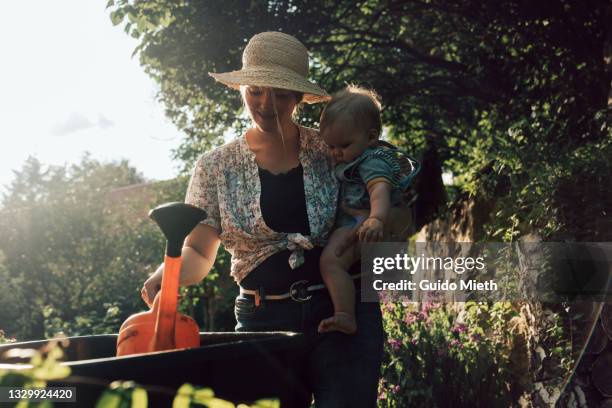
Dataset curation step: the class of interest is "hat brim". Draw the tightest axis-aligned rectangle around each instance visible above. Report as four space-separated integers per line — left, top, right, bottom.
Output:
209 65 330 104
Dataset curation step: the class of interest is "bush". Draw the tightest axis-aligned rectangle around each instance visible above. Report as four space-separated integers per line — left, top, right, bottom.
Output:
378 299 571 407
0 329 16 344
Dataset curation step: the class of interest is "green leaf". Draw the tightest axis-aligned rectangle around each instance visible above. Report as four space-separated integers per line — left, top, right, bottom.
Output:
96 390 122 408
131 387 148 408
192 387 215 399
172 384 194 408
250 399 281 408
200 397 235 408
110 10 125 26
32 364 70 380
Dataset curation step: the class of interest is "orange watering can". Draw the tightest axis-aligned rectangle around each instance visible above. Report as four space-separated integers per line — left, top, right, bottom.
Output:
116 202 207 357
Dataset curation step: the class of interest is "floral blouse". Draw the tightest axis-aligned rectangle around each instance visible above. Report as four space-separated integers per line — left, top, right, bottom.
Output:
185 126 339 283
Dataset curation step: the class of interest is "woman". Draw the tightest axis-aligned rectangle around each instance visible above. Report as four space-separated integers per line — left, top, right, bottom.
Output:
141 31 384 408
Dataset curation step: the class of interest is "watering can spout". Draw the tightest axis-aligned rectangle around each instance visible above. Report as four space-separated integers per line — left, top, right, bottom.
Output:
116 202 206 357
149 202 208 258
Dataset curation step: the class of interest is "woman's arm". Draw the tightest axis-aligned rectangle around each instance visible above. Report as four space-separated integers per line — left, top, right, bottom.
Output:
141 223 221 306
181 223 222 284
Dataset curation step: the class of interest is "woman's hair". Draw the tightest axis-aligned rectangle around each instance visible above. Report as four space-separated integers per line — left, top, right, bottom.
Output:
319 85 382 136
291 91 304 118
239 85 304 117
292 91 305 105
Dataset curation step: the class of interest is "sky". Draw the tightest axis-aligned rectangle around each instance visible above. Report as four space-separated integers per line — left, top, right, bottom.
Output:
0 1 182 194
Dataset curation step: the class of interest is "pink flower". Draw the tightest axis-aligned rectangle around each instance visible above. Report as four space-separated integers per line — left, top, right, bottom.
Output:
422 300 442 313
378 391 387 401
392 385 401 394
451 324 467 335
385 302 396 313
449 339 464 349
404 313 417 325
387 338 402 351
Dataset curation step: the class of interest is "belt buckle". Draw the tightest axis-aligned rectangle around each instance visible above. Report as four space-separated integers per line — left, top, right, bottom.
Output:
289 280 312 302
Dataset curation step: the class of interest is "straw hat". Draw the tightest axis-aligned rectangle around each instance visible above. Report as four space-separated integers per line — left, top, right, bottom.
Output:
209 32 329 104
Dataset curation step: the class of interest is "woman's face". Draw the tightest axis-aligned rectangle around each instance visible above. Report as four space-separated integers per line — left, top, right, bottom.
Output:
242 86 298 133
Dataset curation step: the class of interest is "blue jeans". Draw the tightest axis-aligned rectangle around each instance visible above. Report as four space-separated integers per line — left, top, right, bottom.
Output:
235 289 384 408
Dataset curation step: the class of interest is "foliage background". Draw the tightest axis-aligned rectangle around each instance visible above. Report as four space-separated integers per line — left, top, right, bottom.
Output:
0 157 236 340
0 0 609 405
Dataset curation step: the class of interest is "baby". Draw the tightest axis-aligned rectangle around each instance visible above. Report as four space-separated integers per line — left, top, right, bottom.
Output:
318 85 404 334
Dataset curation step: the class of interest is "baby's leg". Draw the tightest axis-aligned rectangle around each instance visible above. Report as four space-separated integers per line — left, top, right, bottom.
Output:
319 226 359 334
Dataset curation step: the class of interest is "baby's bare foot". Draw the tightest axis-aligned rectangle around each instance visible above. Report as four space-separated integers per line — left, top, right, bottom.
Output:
318 312 357 334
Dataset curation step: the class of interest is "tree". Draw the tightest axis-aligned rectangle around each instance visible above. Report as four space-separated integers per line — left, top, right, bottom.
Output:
0 156 237 340
0 251 22 339
108 0 610 240
0 156 161 339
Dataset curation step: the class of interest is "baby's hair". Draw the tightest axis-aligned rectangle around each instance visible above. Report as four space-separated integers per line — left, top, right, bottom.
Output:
320 84 382 137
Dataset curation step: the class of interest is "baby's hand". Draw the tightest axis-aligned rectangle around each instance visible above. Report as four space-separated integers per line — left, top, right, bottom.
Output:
358 217 384 242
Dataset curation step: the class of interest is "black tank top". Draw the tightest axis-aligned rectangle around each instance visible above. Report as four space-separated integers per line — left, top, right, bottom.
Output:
239 165 324 292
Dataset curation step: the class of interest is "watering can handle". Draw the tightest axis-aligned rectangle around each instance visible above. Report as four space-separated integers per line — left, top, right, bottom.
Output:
151 255 182 350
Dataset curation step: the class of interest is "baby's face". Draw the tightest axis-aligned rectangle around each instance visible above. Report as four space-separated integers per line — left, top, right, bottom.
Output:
321 118 376 163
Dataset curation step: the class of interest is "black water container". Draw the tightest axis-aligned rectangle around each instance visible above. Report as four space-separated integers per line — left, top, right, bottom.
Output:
0 332 309 407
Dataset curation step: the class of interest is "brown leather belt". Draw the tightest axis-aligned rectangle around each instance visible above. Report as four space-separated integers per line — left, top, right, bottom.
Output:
239 273 362 305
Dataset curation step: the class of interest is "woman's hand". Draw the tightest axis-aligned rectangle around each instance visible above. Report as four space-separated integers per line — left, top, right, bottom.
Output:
140 224 221 307
141 263 164 308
